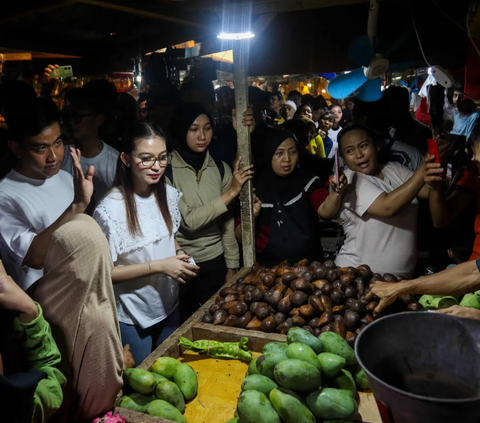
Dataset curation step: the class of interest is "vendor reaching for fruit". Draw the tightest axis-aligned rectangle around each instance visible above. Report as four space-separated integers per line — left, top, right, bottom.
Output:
236 127 347 267
335 124 444 278
367 257 480 319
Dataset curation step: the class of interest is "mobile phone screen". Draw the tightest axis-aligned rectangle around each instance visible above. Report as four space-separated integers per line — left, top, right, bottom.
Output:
427 139 440 164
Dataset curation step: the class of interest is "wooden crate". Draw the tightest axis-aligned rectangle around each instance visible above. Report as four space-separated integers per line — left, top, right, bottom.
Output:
115 268 382 423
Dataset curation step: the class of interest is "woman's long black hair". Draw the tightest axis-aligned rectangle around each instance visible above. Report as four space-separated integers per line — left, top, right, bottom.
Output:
113 122 173 236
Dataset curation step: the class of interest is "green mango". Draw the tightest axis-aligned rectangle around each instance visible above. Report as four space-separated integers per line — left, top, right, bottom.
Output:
287 327 323 354
257 352 288 379
155 380 186 413
146 399 187 423
152 373 168 384
329 370 356 398
319 332 357 366
237 390 280 423
124 368 157 395
241 375 279 397
151 357 181 381
262 342 288 355
247 357 260 376
274 359 322 392
119 392 155 413
269 387 316 423
353 365 371 390
323 420 356 423
318 353 346 379
174 363 198 400
475 290 480 305
460 293 480 310
225 419 239 423
419 295 458 310
306 388 358 420
286 342 321 370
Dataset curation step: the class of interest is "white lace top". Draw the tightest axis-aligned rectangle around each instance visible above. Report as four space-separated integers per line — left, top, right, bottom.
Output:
93 185 183 328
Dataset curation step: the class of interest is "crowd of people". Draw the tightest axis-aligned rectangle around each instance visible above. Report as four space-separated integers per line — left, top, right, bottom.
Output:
1 64 480 422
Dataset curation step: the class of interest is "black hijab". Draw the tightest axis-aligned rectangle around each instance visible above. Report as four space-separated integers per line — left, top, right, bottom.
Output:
170 102 214 172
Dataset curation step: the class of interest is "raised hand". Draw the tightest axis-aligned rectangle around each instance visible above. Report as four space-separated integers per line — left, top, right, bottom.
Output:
423 154 444 189
232 106 256 134
44 64 59 84
71 147 95 211
230 156 254 196
331 168 348 194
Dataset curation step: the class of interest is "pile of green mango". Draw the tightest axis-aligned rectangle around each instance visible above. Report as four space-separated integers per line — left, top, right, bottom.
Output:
419 290 480 311
228 327 370 423
118 357 198 423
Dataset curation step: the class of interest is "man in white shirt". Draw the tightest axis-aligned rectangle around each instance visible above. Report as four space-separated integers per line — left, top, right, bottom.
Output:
0 97 94 290
61 86 119 211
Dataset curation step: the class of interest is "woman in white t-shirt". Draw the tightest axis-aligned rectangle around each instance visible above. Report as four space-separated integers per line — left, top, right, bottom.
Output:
93 122 199 364
335 125 443 278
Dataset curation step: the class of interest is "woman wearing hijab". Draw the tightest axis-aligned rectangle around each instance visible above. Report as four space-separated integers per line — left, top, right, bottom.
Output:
168 102 253 318
236 127 347 266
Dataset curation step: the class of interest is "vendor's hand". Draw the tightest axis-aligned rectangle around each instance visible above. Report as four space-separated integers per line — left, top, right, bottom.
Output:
44 64 59 84
436 305 480 320
232 106 255 134
253 191 262 217
226 268 237 283
156 255 199 284
331 168 347 195
423 154 444 188
365 281 407 316
230 156 254 196
71 147 95 212
0 260 38 322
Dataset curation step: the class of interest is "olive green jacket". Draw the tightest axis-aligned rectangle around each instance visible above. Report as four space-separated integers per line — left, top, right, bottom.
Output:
167 150 240 269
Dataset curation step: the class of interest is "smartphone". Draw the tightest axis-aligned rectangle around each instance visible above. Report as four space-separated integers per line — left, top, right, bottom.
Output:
334 148 340 186
185 256 196 266
427 138 440 164
50 65 73 79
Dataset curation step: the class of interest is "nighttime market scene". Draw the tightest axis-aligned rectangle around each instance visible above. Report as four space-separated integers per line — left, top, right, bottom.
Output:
2 0 480 422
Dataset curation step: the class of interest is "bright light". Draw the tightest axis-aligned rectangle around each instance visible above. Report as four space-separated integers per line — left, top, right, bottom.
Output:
214 84 220 89
307 83 312 88
344 71 351 74
427 67 432 75
136 75 142 82
321 89 326 93
217 32 255 40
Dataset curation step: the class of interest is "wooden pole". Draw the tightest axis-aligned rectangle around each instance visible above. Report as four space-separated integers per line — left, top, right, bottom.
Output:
233 39 255 268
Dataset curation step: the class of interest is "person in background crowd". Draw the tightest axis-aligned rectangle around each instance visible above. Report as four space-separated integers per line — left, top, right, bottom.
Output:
235 127 347 266
295 103 313 121
267 91 284 123
342 97 354 125
329 105 344 142
446 238 471 268
61 87 119 212
311 97 328 128
215 86 235 124
0 260 65 423
302 94 315 107
428 124 480 261
168 102 252 319
137 95 148 122
0 97 93 290
283 100 297 121
93 122 197 364
451 98 479 139
318 109 336 158
335 125 444 277
147 85 182 143
27 214 123 422
287 90 302 107
116 91 138 141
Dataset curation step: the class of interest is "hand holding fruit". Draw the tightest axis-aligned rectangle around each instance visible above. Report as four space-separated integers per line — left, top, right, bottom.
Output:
366 281 406 316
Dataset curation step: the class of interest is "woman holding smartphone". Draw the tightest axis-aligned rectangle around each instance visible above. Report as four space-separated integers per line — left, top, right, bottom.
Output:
93 122 199 364
335 125 443 277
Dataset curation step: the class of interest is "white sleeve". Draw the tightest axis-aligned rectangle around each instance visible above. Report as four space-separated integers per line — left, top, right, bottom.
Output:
391 162 415 182
0 201 36 267
93 207 119 263
343 172 385 217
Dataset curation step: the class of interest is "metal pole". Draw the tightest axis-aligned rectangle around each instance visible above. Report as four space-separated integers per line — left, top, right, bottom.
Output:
233 39 255 267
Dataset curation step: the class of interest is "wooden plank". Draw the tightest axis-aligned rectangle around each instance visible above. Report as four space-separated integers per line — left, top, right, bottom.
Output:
3 53 32 61
233 40 256 268
0 0 76 24
76 0 211 29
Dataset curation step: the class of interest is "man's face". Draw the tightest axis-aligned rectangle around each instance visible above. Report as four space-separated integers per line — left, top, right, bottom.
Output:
11 122 64 179
292 95 302 107
283 104 296 120
269 96 282 114
66 101 101 141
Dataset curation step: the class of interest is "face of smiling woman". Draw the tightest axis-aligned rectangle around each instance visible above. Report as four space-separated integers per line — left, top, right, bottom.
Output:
340 129 379 176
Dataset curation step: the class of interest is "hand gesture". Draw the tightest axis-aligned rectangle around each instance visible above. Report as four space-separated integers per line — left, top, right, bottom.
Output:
331 168 347 195
365 281 406 316
423 154 444 189
71 147 95 211
44 64 59 84
230 156 254 196
253 191 262 217
158 255 200 284
232 106 255 134
0 260 38 321
436 305 480 319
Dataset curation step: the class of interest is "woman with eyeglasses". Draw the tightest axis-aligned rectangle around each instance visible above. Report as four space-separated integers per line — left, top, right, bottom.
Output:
168 102 253 320
93 121 199 364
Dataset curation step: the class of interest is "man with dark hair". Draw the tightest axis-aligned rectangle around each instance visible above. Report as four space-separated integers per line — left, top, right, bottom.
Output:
0 97 94 290
311 96 327 128
61 87 119 210
287 89 302 107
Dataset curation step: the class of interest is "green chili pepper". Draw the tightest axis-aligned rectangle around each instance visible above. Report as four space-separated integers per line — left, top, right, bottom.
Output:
178 337 252 362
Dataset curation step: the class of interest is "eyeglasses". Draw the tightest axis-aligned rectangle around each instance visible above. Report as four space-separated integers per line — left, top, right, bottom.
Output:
131 153 172 167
